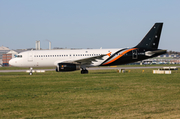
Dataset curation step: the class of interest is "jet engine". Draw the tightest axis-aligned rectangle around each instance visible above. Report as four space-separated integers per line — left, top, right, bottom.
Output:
56 63 80 72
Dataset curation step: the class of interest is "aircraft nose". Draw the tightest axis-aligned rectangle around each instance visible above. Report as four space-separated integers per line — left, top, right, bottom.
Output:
9 59 16 66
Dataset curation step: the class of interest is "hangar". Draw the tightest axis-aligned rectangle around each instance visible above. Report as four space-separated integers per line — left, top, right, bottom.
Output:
0 46 18 66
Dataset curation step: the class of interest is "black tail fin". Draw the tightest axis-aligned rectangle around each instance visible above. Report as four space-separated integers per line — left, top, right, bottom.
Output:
135 23 163 50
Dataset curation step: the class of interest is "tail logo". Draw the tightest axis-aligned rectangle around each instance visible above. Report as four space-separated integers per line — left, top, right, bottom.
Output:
107 52 112 57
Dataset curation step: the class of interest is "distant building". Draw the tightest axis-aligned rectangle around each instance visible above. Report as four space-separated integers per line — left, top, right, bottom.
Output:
141 53 180 65
2 50 18 66
0 46 10 58
0 59 2 65
14 49 28 54
7 50 18 58
0 46 10 51
0 46 10 65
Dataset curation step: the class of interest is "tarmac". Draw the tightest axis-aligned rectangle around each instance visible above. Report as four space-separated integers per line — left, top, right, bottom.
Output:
1 66 180 73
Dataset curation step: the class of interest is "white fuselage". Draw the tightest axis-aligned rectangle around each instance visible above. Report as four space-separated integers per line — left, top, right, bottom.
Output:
9 48 122 67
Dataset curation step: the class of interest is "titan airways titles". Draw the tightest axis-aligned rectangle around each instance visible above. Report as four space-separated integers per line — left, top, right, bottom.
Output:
9 23 166 75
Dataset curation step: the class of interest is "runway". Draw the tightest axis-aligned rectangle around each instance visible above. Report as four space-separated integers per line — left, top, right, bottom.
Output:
0 66 180 73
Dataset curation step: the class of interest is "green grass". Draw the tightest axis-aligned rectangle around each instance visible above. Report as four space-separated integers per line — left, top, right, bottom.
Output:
1 69 180 118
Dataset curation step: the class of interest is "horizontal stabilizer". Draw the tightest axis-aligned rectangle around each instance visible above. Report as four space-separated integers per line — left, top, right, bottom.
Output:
145 50 167 56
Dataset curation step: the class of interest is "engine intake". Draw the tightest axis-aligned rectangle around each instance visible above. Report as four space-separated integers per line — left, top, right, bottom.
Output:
56 63 80 72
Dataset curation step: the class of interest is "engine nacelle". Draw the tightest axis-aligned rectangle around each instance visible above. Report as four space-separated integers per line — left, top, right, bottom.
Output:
56 63 80 72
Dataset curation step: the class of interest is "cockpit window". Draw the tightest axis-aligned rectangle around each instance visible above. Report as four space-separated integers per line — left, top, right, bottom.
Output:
15 55 22 58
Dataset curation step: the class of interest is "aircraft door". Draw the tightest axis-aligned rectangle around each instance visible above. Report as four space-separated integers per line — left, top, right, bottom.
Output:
132 50 138 59
28 52 33 62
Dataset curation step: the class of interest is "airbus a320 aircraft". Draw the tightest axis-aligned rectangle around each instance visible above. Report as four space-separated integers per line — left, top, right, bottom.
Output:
9 23 166 75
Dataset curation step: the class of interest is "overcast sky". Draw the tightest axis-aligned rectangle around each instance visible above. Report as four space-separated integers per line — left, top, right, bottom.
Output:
1 0 180 51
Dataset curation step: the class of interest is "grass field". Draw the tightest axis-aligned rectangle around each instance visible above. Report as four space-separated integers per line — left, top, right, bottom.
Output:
1 69 180 118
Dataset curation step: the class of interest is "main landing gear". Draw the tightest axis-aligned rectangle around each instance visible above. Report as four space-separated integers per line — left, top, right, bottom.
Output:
29 67 33 75
81 68 88 74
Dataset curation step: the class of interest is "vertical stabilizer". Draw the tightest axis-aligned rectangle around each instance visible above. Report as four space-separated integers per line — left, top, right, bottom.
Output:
135 23 163 49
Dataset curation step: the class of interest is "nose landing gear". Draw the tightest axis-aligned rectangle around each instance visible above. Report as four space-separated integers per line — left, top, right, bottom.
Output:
29 67 33 75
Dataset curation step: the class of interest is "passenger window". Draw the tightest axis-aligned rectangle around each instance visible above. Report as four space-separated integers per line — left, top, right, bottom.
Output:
16 55 22 58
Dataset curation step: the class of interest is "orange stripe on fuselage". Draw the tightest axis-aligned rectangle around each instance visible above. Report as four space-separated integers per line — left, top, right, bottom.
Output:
107 52 112 57
103 48 137 65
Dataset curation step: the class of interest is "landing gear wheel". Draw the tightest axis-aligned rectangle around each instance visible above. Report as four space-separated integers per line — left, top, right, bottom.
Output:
81 69 88 74
29 67 33 75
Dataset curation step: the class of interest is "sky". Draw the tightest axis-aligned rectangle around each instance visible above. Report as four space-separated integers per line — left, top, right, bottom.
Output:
1 0 180 51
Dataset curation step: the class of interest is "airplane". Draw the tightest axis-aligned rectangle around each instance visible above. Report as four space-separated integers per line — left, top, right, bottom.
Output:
9 23 167 75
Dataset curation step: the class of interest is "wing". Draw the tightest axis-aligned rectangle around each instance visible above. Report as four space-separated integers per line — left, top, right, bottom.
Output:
54 54 108 66
74 54 107 65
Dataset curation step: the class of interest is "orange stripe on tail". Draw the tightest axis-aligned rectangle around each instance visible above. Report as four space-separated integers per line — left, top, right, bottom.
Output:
103 48 137 65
